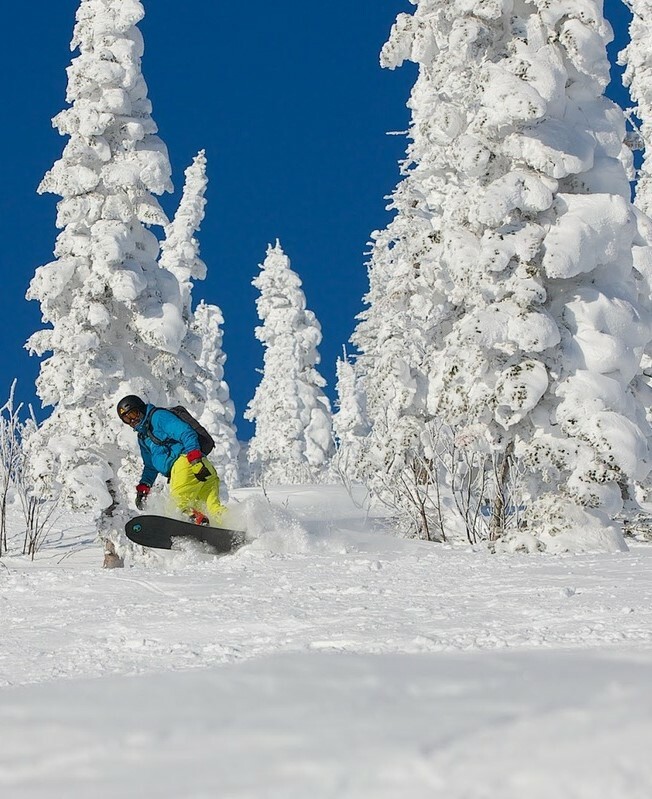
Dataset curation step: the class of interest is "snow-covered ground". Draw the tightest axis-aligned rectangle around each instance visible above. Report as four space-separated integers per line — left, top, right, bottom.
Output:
2 485 652 797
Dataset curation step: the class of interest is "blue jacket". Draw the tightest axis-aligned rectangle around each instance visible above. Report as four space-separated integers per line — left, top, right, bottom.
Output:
136 405 201 485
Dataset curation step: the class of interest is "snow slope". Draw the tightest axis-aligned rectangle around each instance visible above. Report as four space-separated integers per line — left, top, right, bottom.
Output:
1 485 652 797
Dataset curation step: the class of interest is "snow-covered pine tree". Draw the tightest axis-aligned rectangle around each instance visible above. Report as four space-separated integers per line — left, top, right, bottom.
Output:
355 0 652 549
620 0 652 215
245 242 334 484
26 0 196 544
351 112 453 526
158 151 240 489
332 350 369 481
159 150 208 320
618 1 652 520
191 301 240 490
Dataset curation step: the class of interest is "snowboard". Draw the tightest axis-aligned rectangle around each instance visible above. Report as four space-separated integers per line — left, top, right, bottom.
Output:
125 514 245 553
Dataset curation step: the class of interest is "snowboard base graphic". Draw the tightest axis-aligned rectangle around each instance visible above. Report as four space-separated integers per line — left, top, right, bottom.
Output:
125 514 245 553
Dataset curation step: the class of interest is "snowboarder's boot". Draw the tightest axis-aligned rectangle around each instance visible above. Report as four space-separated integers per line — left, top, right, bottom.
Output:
189 509 210 526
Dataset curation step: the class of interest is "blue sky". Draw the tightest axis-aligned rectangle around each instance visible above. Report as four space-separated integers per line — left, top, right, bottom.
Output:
0 0 634 438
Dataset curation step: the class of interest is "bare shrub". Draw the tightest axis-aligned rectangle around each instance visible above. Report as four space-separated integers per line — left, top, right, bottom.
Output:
352 417 525 545
0 383 61 559
0 382 25 555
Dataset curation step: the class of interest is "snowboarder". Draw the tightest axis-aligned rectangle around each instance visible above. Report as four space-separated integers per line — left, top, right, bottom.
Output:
117 395 224 526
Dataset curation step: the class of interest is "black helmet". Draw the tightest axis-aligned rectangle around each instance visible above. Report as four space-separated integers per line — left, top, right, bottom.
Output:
117 395 146 424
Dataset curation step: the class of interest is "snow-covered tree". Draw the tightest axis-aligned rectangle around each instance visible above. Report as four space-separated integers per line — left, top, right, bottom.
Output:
351 169 452 514
354 0 652 549
332 350 369 481
26 0 197 544
246 242 334 483
159 150 208 320
159 151 239 489
618 2 652 518
191 301 240 490
620 0 652 214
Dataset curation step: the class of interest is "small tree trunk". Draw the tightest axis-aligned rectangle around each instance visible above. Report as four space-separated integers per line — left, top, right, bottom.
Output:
101 480 124 569
103 538 123 569
490 441 514 542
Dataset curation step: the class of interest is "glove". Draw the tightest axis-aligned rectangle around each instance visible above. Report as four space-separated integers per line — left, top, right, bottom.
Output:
191 461 212 482
135 483 151 510
187 451 211 483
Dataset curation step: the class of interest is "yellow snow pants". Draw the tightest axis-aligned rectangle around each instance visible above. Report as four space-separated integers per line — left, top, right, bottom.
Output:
169 455 224 521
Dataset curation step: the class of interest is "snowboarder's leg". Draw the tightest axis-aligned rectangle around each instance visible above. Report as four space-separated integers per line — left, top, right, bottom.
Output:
197 469 225 520
169 456 225 524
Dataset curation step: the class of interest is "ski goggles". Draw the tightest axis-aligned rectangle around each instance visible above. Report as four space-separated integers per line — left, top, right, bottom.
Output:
119 408 143 426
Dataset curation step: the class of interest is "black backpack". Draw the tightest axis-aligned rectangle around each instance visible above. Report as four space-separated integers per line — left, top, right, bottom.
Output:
141 405 215 456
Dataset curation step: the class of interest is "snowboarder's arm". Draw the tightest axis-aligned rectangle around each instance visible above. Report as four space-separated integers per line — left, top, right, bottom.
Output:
138 437 159 486
151 410 209 480
152 410 202 461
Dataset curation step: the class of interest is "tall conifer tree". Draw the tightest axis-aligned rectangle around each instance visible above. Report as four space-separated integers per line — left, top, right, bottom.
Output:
159 151 240 488
159 150 208 321
27 0 194 543
333 351 368 481
621 0 652 215
354 0 652 547
246 242 334 483
191 301 240 490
